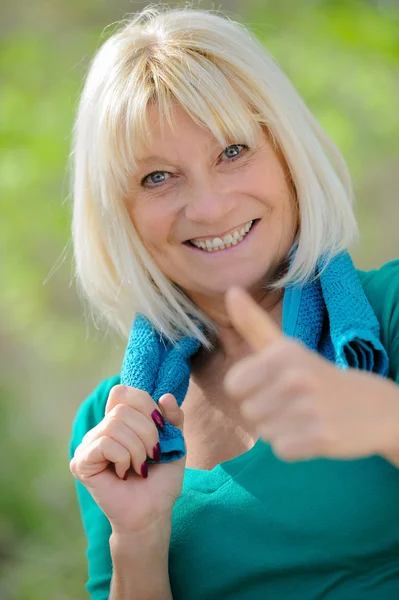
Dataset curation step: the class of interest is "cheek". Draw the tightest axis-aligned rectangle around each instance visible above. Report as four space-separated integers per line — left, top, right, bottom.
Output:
274 174 298 232
281 193 298 225
132 204 173 247
286 193 300 236
266 164 297 225
146 218 169 241
276 199 299 248
261 179 298 248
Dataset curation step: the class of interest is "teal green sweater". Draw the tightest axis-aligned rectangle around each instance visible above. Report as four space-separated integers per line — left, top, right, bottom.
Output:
70 260 399 599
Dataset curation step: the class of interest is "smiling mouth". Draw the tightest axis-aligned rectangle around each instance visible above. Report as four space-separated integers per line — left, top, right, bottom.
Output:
184 219 260 252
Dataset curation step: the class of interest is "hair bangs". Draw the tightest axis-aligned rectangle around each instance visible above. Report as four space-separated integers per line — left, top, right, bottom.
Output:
118 45 262 181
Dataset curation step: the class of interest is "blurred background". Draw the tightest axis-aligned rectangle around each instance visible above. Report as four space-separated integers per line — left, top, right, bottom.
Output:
1 0 398 598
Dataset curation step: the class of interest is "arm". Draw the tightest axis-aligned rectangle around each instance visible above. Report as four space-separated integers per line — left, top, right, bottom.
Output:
109 521 173 600
70 378 183 599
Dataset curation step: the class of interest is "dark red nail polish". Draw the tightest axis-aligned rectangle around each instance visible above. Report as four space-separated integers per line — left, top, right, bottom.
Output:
141 462 148 478
123 470 129 481
151 409 165 429
153 442 161 462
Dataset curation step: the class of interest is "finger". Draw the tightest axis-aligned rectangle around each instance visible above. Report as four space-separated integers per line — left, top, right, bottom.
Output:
100 419 148 477
225 286 284 352
106 385 165 426
224 339 304 399
254 400 320 456
224 347 279 399
272 433 320 462
106 405 161 461
240 386 291 422
75 424 148 480
78 406 160 464
158 394 184 431
71 436 131 481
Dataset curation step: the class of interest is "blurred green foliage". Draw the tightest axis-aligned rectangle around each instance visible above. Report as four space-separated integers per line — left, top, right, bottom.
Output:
0 1 398 598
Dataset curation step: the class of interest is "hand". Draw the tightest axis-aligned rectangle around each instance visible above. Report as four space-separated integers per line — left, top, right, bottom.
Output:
223 286 399 462
70 386 186 535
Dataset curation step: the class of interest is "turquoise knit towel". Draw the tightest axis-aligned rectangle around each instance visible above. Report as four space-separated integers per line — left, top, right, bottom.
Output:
120 251 389 463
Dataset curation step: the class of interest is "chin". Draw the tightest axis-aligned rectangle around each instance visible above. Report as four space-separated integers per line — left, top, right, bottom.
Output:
194 268 270 297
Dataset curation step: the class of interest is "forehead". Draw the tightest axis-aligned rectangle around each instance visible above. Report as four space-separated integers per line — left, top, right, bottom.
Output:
135 103 221 162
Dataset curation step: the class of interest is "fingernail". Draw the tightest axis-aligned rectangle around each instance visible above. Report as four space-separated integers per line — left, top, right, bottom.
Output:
141 462 148 478
151 409 165 429
123 470 129 481
153 442 161 462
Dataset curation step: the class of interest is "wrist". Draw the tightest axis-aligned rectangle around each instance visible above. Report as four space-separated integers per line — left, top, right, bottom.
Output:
110 510 173 541
110 517 172 555
110 521 172 600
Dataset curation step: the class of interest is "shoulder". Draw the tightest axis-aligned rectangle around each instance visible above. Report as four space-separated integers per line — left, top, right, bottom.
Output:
356 259 399 327
69 374 121 460
356 259 399 381
357 259 399 298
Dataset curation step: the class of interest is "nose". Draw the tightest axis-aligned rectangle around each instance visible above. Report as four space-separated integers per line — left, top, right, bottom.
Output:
184 179 236 224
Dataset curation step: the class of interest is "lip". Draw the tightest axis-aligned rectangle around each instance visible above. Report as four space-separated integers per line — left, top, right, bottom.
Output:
183 218 260 256
185 219 255 243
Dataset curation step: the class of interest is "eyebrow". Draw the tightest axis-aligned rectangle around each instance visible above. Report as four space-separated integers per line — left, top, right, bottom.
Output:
137 140 223 165
137 155 172 165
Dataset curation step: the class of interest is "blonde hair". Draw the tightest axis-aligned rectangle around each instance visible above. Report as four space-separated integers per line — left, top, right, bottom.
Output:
71 3 358 348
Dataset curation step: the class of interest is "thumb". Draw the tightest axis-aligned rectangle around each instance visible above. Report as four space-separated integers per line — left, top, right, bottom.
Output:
158 394 184 432
225 286 284 352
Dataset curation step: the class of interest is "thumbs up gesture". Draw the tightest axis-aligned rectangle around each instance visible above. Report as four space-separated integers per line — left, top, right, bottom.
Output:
223 286 399 463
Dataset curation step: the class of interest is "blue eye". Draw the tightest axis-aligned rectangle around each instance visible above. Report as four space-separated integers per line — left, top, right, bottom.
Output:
141 171 171 187
221 144 248 161
140 144 248 188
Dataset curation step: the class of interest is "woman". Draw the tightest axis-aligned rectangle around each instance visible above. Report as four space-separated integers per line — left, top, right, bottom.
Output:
69 5 399 600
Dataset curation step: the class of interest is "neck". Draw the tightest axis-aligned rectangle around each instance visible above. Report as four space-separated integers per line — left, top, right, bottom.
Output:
189 259 288 369
208 288 284 361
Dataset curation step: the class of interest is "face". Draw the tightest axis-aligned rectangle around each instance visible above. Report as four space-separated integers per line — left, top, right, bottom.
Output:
127 103 298 317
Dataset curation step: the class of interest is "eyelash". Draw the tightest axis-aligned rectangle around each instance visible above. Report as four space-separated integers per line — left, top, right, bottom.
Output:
140 144 249 188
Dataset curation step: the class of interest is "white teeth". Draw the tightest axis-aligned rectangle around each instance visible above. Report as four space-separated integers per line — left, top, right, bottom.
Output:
190 220 254 251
